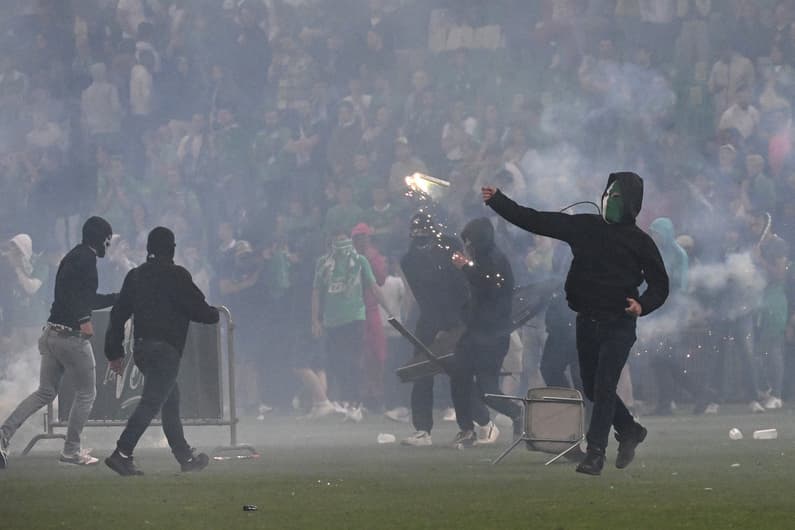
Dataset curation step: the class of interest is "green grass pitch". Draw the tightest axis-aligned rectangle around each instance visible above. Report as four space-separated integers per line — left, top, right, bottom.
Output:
1 408 794 529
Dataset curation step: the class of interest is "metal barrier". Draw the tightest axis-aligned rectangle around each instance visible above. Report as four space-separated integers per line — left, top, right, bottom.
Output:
23 306 257 458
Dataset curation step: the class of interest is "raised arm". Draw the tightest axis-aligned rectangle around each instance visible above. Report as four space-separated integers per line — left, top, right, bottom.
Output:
483 187 581 243
174 267 220 324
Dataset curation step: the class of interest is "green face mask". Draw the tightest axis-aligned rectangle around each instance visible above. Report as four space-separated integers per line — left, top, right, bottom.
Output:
601 181 624 224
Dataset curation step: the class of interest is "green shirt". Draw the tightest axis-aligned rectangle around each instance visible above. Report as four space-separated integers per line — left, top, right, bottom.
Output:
314 254 375 328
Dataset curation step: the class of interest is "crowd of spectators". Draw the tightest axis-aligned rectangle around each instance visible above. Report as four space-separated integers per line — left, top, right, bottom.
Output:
3 0 795 421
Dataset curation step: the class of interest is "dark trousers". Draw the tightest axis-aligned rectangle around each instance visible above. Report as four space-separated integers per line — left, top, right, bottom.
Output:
541 328 593 424
325 320 364 404
576 315 639 454
450 332 522 432
410 318 453 433
384 336 410 410
116 340 192 462
540 333 582 391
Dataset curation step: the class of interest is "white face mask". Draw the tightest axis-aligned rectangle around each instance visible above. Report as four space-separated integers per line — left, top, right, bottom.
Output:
96 235 112 258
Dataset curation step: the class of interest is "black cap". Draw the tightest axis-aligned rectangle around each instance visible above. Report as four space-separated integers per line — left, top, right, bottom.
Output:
147 226 176 260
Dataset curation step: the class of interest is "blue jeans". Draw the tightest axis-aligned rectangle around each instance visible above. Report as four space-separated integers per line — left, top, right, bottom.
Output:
116 340 192 462
576 314 639 453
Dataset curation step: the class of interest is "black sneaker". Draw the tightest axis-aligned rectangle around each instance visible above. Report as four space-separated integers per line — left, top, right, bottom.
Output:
451 430 476 449
563 447 587 464
575 450 605 475
0 436 8 469
105 449 144 476
180 452 209 472
615 424 647 469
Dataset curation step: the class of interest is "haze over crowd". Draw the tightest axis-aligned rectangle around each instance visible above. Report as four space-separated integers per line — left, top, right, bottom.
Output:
2 0 795 424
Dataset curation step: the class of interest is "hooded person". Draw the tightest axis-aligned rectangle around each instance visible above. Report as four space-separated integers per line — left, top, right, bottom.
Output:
398 212 469 446
649 218 688 294
103 226 220 476
81 216 113 257
447 217 523 449
482 171 669 475
645 218 699 416
0 217 118 470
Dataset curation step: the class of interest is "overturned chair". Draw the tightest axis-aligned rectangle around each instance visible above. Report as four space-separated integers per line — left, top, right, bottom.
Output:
486 386 585 465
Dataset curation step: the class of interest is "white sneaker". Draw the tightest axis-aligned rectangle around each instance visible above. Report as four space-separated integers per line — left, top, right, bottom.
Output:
704 403 719 414
384 407 410 423
345 404 364 423
764 396 783 409
401 431 432 447
442 408 456 422
59 448 99 466
332 401 348 414
476 421 500 445
749 401 766 413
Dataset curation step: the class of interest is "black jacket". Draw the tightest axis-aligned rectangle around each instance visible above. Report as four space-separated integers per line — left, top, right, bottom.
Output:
487 172 669 317
48 244 117 329
400 234 468 329
105 257 219 360
460 218 514 336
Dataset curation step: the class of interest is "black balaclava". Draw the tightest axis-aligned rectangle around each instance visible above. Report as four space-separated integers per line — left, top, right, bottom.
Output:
146 226 176 262
82 216 113 258
409 211 438 249
460 217 495 259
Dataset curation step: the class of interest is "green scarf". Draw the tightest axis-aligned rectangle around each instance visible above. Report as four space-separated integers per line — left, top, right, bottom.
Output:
317 238 362 293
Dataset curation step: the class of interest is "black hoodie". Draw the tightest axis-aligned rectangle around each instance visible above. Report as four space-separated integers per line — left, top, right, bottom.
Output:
460 217 515 335
401 233 469 329
486 172 668 317
105 257 219 360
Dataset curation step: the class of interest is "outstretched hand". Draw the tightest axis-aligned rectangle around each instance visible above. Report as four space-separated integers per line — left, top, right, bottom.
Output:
625 298 642 317
481 187 497 202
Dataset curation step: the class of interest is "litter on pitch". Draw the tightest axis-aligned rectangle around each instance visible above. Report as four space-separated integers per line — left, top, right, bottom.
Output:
752 429 778 440
377 433 396 444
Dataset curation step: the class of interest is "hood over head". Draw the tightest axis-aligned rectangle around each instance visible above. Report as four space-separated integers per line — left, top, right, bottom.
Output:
10 234 33 262
82 216 113 257
601 171 643 224
9 234 34 275
461 217 495 258
650 217 675 246
146 226 176 261
410 211 437 237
